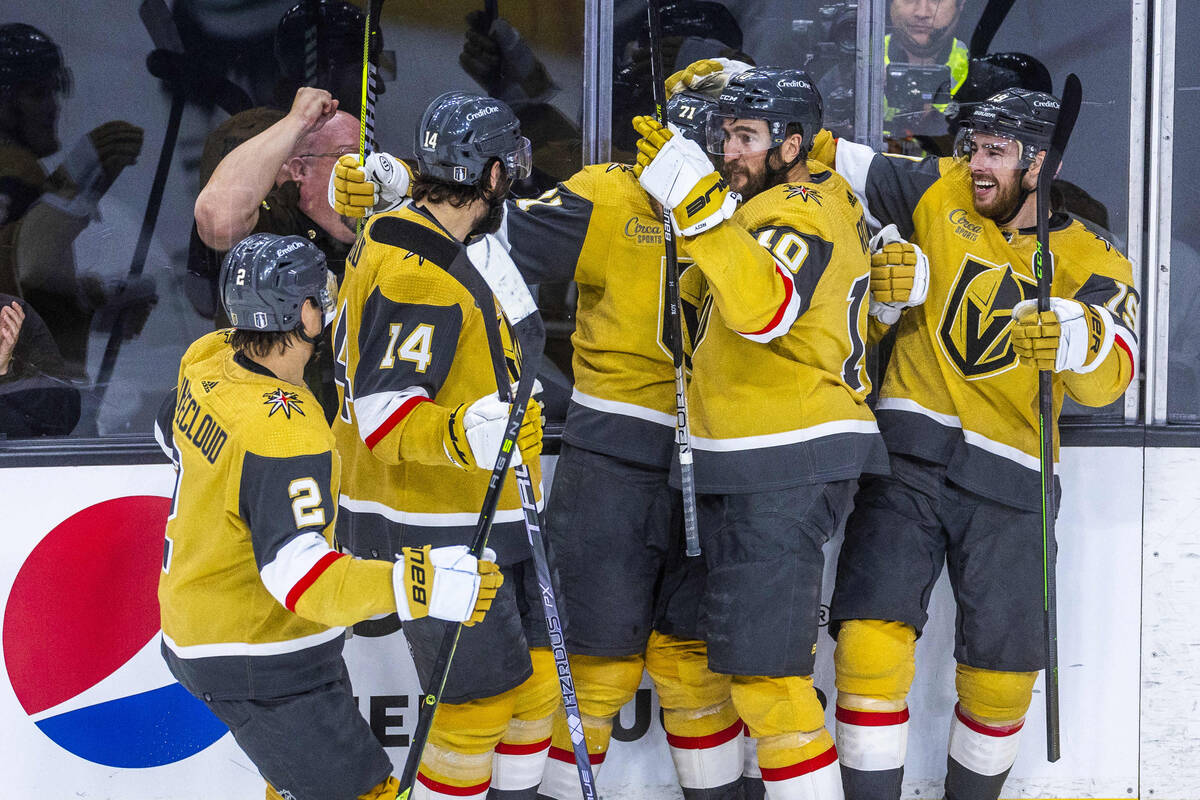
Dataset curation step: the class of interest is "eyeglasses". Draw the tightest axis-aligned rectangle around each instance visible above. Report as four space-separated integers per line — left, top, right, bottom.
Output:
297 148 357 160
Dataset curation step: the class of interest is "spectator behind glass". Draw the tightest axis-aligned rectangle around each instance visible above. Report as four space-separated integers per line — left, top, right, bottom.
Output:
0 22 151 378
883 0 969 147
0 295 81 437
192 86 359 422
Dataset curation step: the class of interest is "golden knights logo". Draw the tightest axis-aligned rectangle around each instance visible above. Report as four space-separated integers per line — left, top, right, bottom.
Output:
263 388 306 418
784 185 822 204
938 255 1036 379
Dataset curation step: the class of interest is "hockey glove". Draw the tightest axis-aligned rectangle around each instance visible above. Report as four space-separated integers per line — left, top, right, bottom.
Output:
665 57 753 99
444 393 541 471
328 152 412 219
1011 297 1115 374
631 115 738 237
393 544 504 626
868 223 929 325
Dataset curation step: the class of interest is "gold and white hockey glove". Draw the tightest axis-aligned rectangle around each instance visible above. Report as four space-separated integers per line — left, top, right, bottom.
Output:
868 223 929 325
631 115 738 237
444 392 542 471
393 544 504 626
328 152 412 219
1011 297 1115 373
666 57 754 99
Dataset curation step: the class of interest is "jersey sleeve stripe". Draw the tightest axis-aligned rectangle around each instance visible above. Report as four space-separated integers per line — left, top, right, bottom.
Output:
1114 333 1135 379
357 389 431 450
284 550 344 612
738 263 800 342
259 531 340 609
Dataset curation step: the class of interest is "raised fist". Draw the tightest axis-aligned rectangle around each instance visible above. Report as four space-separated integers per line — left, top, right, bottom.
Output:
87 121 144 183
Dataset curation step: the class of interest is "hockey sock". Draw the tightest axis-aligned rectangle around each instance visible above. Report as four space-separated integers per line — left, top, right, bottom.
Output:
833 702 907 800
755 729 842 800
646 632 742 799
536 706 607 800
945 663 1036 800
415 743 493 800
490 716 553 799
662 701 745 800
731 675 841 800
742 730 766 800
944 704 1024 800
832 620 917 800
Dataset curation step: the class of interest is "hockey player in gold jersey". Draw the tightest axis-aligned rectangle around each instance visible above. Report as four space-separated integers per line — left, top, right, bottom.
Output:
155 232 503 800
632 68 890 800
331 93 558 800
330 93 762 800
813 90 1138 800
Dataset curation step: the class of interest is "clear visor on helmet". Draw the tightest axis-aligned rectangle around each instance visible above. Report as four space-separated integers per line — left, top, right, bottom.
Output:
952 127 1034 169
501 136 533 180
318 269 338 327
705 113 775 158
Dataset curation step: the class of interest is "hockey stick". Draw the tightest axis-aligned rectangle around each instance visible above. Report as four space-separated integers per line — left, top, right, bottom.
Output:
647 0 701 558
969 0 1017 58
1033 72 1081 764
395 235 548 799
95 0 253 406
474 237 599 800
355 0 384 237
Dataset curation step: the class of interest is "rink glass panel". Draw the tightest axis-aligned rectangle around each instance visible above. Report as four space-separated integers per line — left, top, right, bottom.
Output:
0 1 584 443
1168 0 1199 423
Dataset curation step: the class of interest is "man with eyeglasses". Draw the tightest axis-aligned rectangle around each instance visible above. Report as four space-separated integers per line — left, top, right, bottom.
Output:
193 86 391 420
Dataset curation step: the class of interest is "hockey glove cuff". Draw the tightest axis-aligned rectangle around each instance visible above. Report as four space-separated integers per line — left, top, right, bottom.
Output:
445 393 524 471
868 223 929 325
329 152 412 219
393 545 504 626
1012 298 1115 374
632 115 738 236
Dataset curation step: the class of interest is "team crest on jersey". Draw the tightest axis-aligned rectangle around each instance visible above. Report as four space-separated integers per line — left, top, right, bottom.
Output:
937 254 1036 380
201 380 219 393
784 185 822 204
262 388 306 418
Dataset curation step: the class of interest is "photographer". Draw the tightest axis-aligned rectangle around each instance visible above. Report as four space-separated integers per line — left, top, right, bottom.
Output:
884 0 969 142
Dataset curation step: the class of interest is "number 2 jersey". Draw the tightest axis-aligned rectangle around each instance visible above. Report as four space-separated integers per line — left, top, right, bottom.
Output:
501 163 682 469
332 205 541 566
833 143 1139 510
678 164 889 493
156 330 395 701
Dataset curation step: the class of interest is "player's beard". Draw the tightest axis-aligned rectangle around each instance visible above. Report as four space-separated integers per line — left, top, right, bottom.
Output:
722 157 769 201
972 170 1025 222
471 175 512 236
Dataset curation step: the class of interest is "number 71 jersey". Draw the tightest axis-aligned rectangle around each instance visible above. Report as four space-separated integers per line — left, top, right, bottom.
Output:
679 166 889 493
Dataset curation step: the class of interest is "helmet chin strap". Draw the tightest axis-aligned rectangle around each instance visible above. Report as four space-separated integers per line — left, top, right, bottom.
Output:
765 145 804 188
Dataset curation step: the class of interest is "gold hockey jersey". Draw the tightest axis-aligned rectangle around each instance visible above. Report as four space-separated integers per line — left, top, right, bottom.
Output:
833 145 1138 510
157 330 395 700
332 204 541 566
679 164 888 493
503 163 682 468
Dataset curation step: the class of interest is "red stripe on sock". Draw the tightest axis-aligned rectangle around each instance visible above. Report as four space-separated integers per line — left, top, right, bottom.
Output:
284 552 343 612
835 706 910 727
495 737 552 756
548 745 605 765
665 718 746 750
415 772 490 796
954 704 1025 737
759 744 838 782
364 395 430 450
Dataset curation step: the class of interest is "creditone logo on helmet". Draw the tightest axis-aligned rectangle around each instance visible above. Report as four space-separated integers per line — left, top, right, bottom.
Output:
1033 98 1060 109
275 241 305 257
777 79 812 90
2 497 228 767
466 105 500 121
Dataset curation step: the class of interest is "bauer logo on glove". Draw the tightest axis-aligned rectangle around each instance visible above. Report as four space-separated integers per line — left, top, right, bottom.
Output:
631 115 739 237
393 544 504 626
